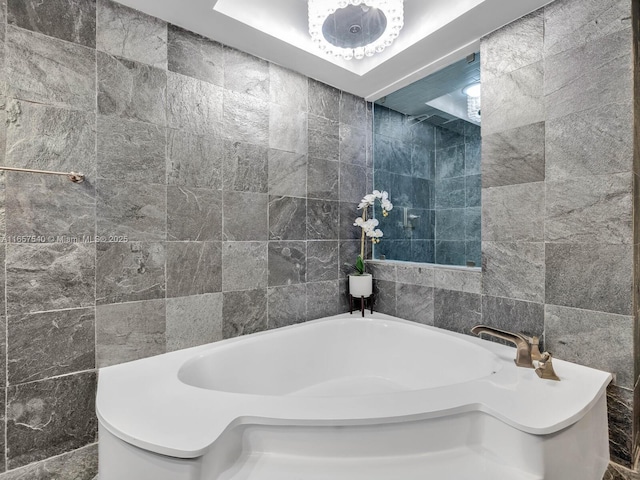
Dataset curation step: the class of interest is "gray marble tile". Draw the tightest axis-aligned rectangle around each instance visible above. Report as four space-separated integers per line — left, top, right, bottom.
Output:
482 241 545 303
465 206 481 241
6 372 97 469
307 280 340 320
307 241 338 282
268 150 307 197
269 196 306 241
338 277 350 313
544 27 632 121
167 186 222 241
545 103 632 179
222 289 267 339
434 268 481 294
372 278 396 316
166 293 223 352
544 0 632 57
308 115 339 162
6 243 95 316
482 122 545 188
308 157 339 199
308 79 340 121
339 124 366 166
435 209 465 241
396 283 434 325
8 0 96 48
480 9 543 84
606 385 634 468
96 299 165 367
307 199 339 240
465 178 481 208
96 180 166 241
224 48 269 101
412 142 435 180
269 63 308 112
268 241 306 287
546 243 632 315
339 202 363 241
339 240 362 278
340 92 367 130
269 104 307 155
167 71 222 134
481 61 544 136
167 24 223 87
167 129 223 189
96 242 165 305
339 163 367 204
97 115 165 183
436 125 464 147
545 304 633 388
435 177 465 209
435 240 466 266
375 134 411 175
96 0 167 68
411 240 436 264
223 90 269 147
435 145 465 179
223 141 268 194
268 284 306 328
433 288 481 336
368 262 397 282
394 265 433 287
222 241 267 292
8 307 94 385
6 173 95 240
546 173 632 244
222 192 268 241
0 443 97 480
482 296 544 338
166 242 222 297
6 26 95 111
482 182 544 242
98 53 166 126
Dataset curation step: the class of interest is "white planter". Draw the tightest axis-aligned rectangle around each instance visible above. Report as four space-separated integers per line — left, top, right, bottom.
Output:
349 274 373 297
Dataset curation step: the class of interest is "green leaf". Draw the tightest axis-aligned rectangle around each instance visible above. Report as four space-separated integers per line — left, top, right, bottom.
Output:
355 255 365 275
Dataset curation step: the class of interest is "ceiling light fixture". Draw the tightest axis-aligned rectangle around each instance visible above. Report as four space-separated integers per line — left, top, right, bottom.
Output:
463 82 481 123
308 0 404 61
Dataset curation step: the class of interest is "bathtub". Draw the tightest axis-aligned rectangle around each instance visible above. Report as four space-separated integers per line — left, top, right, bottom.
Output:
97 312 611 480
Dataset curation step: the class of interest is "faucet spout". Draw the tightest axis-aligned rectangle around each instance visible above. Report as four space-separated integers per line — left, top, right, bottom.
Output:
470 325 534 368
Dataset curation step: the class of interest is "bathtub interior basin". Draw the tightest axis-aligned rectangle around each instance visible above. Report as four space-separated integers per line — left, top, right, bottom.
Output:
177 317 503 396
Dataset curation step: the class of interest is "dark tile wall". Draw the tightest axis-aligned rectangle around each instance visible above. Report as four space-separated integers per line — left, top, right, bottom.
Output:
0 0 371 477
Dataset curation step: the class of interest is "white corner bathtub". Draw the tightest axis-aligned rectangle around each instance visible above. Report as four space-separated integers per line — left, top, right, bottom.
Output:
97 312 612 480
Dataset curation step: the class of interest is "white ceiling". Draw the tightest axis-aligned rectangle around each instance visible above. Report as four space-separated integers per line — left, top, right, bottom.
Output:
113 0 554 101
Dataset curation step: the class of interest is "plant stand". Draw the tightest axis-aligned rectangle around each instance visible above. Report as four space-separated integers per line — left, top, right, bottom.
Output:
349 294 373 317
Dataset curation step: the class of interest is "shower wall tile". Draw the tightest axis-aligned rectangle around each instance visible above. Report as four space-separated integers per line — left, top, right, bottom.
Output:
339 163 367 204
268 284 307 328
482 296 544 337
545 305 634 388
97 116 165 183
307 241 338 282
308 79 340 122
167 186 222 241
481 61 544 135
372 279 396 316
223 141 268 193
482 242 545 303
166 293 223 352
167 129 223 189
96 0 167 68
222 192 268 241
307 280 340 320
308 115 339 162
481 122 545 188
269 63 308 112
412 143 434 179
224 48 269 101
607 385 634 467
0 443 97 480
434 240 466 266
480 10 543 83
167 24 223 87
269 104 307 155
96 299 165 367
221 241 267 292
433 289 481 335
544 0 632 57
481 182 544 242
96 181 166 241
223 90 269 147
6 372 97 469
546 243 633 316
96 242 165 305
307 199 339 240
6 26 95 111
367 262 398 282
465 175 481 207
166 242 222 297
8 308 94 385
435 178 465 209
544 27 632 121
167 72 222 134
396 283 434 325
545 173 633 244
434 268 481 294
7 0 96 48
435 209 465 241
269 196 307 241
340 125 366 166
6 243 95 316
435 145 465 179
268 150 307 197
396 265 433 287
268 241 306 287
545 103 633 179
340 92 367 130
222 289 268 339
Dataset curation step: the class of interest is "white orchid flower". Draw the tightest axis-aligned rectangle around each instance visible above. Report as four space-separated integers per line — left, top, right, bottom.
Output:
381 199 393 212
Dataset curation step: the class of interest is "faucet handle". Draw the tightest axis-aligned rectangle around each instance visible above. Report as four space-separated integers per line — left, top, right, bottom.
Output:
528 336 542 361
535 352 560 381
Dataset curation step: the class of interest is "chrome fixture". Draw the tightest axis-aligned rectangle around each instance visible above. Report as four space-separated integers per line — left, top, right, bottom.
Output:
308 0 404 60
470 325 541 368
462 82 481 123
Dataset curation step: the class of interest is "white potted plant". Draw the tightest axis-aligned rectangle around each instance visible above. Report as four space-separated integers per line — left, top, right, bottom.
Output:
348 190 393 297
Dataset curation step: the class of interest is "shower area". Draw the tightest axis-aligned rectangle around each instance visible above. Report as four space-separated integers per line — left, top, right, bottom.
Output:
373 54 481 267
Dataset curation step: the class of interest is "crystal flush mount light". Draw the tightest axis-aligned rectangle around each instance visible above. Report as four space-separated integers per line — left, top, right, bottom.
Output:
463 82 481 123
308 0 404 60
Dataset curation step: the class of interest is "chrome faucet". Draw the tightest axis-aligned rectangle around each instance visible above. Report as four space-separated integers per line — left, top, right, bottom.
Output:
471 325 542 369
